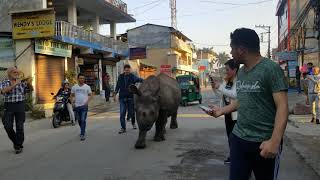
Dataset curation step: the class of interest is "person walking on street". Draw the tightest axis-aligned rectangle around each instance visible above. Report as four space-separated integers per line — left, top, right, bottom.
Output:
0 67 33 154
307 63 314 75
113 64 143 134
71 74 92 141
307 67 320 124
55 80 76 125
103 73 111 102
211 59 239 165
209 28 288 180
296 66 302 94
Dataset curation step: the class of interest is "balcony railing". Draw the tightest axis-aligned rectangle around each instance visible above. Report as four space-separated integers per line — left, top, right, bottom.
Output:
105 0 128 13
55 21 128 55
171 37 192 53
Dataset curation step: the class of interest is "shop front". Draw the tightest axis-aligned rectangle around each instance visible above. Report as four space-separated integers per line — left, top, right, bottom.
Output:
139 61 157 79
275 51 298 88
34 39 72 104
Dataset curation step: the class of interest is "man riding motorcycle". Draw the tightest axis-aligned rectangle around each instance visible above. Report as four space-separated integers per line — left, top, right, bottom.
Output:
54 80 75 124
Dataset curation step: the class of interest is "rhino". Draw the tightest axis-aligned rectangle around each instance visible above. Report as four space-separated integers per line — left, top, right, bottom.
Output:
130 73 181 149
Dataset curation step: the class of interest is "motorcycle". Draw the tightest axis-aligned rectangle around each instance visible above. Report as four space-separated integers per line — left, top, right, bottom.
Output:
51 93 75 128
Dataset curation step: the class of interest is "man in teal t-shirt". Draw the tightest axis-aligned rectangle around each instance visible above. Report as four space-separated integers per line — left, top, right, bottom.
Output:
211 28 288 180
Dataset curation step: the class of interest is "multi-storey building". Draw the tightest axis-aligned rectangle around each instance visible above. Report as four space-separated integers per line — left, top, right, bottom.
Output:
0 0 135 105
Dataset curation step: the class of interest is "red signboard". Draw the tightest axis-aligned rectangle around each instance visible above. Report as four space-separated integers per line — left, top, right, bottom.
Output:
199 66 206 71
160 65 172 75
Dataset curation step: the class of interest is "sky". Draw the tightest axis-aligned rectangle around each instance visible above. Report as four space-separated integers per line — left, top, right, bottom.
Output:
103 0 279 55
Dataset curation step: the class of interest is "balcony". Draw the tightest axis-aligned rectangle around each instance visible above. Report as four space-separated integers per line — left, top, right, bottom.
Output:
171 36 192 54
105 0 128 13
54 21 128 56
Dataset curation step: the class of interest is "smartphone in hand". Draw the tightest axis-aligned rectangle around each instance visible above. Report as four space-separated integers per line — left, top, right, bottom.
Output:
199 105 212 112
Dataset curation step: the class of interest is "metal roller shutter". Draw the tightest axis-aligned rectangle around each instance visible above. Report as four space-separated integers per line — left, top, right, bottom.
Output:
36 55 65 104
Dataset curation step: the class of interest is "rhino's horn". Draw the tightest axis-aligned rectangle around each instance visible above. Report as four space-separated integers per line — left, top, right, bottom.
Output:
129 85 142 96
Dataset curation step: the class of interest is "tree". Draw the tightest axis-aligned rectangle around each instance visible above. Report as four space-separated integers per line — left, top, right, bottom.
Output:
216 52 230 67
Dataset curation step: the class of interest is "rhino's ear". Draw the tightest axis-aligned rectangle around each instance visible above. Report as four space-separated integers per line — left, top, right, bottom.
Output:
152 96 160 102
129 85 142 96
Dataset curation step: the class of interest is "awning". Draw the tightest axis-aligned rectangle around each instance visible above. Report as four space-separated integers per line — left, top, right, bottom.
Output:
139 60 157 68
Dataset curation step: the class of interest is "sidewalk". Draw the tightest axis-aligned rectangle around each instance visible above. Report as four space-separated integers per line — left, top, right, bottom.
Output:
287 92 320 177
27 95 119 122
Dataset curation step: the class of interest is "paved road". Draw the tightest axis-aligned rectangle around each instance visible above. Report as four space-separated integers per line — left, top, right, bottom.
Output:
0 91 319 180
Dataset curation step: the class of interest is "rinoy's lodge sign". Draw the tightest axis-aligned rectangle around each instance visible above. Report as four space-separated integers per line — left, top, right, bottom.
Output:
11 9 55 39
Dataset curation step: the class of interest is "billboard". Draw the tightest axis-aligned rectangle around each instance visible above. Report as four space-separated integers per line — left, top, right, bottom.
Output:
35 39 72 58
12 9 55 39
129 47 146 60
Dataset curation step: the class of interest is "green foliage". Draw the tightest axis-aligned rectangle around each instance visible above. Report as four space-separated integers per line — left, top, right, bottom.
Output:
30 105 45 119
65 70 77 86
217 52 231 67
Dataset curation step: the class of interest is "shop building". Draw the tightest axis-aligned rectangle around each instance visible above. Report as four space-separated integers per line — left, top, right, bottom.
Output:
0 0 135 105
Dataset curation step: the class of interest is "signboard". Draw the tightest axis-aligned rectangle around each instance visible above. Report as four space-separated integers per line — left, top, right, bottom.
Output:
160 65 171 72
129 47 146 60
275 51 298 61
199 66 206 71
288 60 298 78
77 58 84 65
0 37 15 59
35 39 72 58
12 10 55 39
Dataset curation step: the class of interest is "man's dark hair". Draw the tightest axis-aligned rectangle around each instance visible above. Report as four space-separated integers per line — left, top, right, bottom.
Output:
230 28 260 53
124 64 131 69
225 59 240 72
78 73 85 79
307 62 313 66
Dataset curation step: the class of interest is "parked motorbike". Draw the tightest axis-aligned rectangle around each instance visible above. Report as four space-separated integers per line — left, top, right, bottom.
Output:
51 93 75 128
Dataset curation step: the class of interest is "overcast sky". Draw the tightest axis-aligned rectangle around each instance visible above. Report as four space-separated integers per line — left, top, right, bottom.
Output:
102 0 279 55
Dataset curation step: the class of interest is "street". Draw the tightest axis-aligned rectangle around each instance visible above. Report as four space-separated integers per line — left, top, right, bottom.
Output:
0 91 319 180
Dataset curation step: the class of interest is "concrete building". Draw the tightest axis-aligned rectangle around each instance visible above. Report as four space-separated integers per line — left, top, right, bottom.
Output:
276 0 319 66
0 0 135 105
196 51 218 86
127 24 197 79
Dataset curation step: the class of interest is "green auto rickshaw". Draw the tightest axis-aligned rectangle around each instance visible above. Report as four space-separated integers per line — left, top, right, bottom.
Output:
176 74 202 106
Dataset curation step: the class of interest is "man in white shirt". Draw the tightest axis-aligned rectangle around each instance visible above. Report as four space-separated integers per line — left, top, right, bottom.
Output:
71 73 92 141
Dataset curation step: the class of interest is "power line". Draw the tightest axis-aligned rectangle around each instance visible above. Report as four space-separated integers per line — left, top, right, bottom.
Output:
129 0 162 11
200 0 273 6
134 1 164 16
136 0 273 22
193 42 229 47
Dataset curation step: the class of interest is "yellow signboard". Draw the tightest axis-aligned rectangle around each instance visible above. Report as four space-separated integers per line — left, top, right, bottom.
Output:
12 10 55 39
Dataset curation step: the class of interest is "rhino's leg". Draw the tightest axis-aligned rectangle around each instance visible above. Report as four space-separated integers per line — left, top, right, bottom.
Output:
170 111 178 129
135 130 147 149
154 111 167 142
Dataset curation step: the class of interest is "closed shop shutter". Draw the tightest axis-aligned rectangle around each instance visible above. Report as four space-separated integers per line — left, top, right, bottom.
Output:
36 55 65 104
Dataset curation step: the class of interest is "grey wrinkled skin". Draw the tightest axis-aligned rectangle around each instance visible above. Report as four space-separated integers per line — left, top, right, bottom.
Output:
133 74 181 149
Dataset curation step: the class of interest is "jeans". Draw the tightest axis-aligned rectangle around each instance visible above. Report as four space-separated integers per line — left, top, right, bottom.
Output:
2 102 26 149
75 106 88 136
224 113 237 155
308 93 320 119
229 134 282 180
296 79 301 93
120 98 135 129
104 88 111 102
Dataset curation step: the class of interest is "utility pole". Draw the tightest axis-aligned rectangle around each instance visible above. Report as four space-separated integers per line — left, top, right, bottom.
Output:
255 25 271 59
170 0 177 29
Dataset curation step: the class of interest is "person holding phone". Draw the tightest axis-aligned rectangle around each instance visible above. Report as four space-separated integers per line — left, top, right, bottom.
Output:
0 67 32 154
211 59 239 164
210 28 288 180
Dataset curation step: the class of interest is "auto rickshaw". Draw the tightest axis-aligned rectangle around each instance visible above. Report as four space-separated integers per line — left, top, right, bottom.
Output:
176 74 202 106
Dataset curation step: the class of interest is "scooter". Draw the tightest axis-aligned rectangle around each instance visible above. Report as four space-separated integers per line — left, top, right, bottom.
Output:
51 93 75 128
